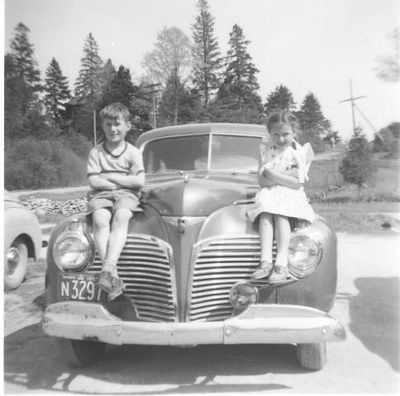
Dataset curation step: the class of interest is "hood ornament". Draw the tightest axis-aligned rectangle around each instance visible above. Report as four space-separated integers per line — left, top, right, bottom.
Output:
177 217 186 233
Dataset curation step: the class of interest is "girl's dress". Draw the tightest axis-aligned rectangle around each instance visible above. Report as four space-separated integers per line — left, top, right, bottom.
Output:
247 141 315 223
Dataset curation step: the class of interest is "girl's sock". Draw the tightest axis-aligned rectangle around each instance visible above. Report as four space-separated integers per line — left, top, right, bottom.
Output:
275 253 288 268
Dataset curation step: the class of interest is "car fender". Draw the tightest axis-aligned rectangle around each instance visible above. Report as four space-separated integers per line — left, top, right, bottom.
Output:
4 206 42 260
198 204 257 240
197 204 337 311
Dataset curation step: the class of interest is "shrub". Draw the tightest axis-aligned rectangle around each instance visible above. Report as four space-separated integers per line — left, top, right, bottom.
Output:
339 131 374 198
63 133 93 159
5 137 87 190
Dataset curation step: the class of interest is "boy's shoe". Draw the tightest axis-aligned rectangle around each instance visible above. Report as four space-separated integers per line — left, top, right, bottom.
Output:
250 261 273 280
107 276 126 301
97 271 113 293
268 266 293 284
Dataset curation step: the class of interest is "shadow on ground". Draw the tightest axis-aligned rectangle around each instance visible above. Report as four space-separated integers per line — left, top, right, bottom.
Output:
347 277 399 371
4 322 306 394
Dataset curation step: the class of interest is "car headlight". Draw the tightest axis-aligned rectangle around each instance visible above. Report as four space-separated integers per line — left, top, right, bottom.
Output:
288 234 322 278
53 229 94 272
229 282 258 313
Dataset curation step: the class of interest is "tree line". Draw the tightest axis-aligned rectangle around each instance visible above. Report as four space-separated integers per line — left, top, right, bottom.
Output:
5 0 338 151
6 0 397 191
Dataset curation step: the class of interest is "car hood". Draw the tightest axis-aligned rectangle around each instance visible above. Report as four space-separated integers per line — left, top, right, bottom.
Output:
143 172 259 217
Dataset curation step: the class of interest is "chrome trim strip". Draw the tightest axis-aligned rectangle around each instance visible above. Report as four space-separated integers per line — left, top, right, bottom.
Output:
43 302 346 345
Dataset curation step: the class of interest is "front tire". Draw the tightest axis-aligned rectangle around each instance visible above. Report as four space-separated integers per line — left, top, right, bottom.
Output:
296 342 327 370
54 338 106 367
5 239 28 290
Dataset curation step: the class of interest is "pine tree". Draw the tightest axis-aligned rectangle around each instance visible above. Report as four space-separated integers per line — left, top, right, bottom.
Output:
158 73 201 126
99 59 117 97
9 23 42 112
130 84 153 138
101 65 135 108
44 58 71 127
339 129 374 198
191 0 222 109
265 85 296 114
216 25 262 110
74 33 103 100
6 25 50 140
10 23 41 91
4 54 27 140
297 92 329 152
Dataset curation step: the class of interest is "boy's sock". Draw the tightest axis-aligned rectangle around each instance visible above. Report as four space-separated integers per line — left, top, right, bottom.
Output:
102 260 118 275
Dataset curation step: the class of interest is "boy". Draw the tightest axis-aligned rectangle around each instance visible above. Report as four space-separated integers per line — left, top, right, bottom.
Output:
87 102 145 300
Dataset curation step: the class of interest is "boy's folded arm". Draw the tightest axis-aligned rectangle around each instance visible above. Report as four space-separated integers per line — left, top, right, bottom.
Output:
88 174 118 190
103 172 145 189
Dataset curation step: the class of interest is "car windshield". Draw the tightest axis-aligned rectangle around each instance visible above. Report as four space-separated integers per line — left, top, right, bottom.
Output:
142 134 261 174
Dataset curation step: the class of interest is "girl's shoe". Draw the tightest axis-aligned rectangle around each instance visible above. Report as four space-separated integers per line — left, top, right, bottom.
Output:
250 261 273 280
268 266 291 284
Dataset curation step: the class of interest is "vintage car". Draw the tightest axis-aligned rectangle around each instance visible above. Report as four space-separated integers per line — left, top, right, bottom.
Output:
4 190 43 290
42 123 345 370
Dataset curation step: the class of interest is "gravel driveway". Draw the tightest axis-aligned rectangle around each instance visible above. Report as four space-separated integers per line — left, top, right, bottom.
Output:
3 232 400 394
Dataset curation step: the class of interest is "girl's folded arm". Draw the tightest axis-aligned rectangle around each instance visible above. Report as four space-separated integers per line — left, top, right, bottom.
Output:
262 167 301 189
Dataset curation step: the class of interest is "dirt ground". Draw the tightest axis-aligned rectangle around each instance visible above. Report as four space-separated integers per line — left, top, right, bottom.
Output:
3 231 400 394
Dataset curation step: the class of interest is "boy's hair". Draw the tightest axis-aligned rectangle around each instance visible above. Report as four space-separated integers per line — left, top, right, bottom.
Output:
266 111 299 134
100 102 130 123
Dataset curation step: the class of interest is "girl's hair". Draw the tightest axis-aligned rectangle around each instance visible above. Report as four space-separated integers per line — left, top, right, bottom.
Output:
266 111 299 135
100 102 130 122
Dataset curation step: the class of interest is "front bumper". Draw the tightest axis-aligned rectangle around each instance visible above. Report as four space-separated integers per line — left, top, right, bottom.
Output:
42 302 346 345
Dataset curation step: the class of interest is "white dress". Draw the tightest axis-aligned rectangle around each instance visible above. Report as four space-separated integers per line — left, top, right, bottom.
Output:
247 142 315 223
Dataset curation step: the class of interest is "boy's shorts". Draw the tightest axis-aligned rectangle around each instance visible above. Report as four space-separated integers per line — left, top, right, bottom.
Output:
87 189 143 214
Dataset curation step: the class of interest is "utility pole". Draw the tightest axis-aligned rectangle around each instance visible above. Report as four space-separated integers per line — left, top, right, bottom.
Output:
93 109 97 146
143 83 162 129
339 80 382 141
339 79 366 135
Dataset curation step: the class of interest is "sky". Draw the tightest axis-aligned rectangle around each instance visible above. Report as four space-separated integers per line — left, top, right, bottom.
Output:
3 0 400 140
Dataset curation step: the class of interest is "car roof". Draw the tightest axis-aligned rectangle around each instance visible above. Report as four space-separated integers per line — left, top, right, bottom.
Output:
136 123 267 145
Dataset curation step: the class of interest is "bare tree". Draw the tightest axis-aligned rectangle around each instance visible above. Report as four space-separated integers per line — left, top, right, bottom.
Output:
142 27 192 87
375 28 400 82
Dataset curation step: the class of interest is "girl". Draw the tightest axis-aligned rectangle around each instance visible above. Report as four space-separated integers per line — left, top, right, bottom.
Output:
247 111 315 283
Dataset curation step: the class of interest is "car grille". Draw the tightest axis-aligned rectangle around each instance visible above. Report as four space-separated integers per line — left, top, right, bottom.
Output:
188 235 276 322
86 234 177 322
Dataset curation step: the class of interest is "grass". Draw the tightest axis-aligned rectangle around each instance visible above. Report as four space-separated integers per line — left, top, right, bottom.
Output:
314 202 400 234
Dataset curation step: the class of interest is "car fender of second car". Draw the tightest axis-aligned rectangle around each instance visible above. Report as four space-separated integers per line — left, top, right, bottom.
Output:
4 196 42 260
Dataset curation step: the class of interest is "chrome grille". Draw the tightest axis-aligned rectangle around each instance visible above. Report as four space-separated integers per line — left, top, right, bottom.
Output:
86 234 177 322
188 235 276 322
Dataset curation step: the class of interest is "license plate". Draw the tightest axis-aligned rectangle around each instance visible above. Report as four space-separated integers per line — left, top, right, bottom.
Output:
58 274 106 302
